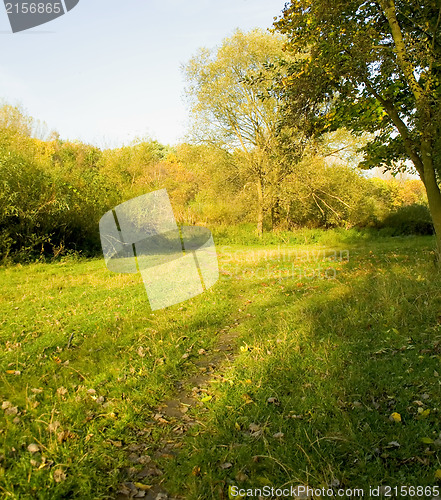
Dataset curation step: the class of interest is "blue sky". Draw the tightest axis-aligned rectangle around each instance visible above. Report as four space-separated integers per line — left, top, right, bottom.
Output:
0 0 287 148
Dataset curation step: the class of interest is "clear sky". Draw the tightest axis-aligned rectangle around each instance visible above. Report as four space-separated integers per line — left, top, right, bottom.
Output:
0 0 287 148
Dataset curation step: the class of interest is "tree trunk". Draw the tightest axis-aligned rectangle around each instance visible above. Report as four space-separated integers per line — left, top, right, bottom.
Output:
270 197 280 231
256 176 264 237
421 142 441 258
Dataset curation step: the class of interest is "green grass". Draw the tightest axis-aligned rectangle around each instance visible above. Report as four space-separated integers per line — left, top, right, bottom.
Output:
1 231 441 499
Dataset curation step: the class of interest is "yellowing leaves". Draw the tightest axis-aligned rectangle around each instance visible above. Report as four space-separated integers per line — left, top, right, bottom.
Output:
389 412 402 423
421 437 434 444
417 408 431 419
133 482 151 491
242 394 254 405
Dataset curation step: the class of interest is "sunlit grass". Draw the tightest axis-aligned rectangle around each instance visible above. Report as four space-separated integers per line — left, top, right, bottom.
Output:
1 233 440 499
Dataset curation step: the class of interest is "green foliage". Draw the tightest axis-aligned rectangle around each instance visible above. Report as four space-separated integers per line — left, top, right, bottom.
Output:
273 0 441 252
380 204 434 236
184 29 294 235
273 0 441 174
0 107 174 262
0 123 116 262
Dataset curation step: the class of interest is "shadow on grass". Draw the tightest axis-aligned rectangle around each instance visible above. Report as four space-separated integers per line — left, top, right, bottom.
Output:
163 240 441 498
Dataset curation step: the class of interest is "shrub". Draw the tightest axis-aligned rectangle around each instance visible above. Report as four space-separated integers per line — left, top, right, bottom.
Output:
380 204 434 235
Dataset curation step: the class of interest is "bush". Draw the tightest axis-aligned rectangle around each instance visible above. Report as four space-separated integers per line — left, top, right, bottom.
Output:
379 204 434 235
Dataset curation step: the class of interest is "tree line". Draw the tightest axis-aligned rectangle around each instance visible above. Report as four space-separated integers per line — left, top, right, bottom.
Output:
0 102 430 262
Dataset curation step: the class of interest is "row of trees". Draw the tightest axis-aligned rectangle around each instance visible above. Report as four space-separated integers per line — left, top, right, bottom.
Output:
0 102 431 262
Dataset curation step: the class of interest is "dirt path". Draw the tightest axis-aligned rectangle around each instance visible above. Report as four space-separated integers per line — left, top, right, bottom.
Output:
114 301 251 500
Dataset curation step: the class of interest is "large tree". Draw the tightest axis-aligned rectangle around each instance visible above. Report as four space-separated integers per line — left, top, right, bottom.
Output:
274 0 441 254
184 29 290 235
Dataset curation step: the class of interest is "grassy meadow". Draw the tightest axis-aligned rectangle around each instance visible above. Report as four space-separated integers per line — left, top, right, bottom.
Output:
1 230 441 499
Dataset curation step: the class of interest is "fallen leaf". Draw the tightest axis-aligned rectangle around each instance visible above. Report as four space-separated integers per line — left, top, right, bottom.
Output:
435 469 441 480
418 408 431 419
133 482 151 491
127 444 144 452
48 421 61 433
220 462 233 469
235 472 248 482
5 406 18 416
389 412 402 423
2 401 12 410
242 394 254 404
249 423 263 437
421 437 434 444
108 439 123 447
433 438 441 448
117 484 132 497
57 430 75 443
27 443 40 453
386 441 400 448
273 432 284 439
53 469 66 482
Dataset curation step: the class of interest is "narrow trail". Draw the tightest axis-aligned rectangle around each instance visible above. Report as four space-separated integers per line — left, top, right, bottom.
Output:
114 298 252 500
